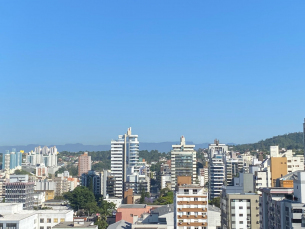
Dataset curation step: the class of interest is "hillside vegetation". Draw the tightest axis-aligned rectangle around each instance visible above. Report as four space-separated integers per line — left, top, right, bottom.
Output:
233 132 304 153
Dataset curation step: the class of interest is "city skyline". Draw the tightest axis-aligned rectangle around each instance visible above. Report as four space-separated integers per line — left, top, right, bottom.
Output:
1 1 305 145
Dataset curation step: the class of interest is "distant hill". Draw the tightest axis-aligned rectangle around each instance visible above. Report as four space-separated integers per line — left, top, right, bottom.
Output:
233 132 304 152
0 142 211 153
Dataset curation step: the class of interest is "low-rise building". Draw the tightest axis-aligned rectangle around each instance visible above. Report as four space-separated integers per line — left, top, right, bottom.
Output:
0 203 73 229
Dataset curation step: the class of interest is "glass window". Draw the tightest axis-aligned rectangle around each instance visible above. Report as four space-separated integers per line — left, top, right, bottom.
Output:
47 227 51 229
47 219 51 223
193 189 197 194
54 219 58 223
184 189 189 194
40 219 44 223
60 218 65 223
40 227 44 229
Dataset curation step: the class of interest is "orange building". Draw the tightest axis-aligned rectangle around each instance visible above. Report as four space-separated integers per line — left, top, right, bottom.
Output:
78 152 91 176
116 204 153 223
270 157 287 187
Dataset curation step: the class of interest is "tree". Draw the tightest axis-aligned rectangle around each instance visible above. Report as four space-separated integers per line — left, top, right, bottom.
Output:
209 197 220 208
63 186 98 213
139 190 150 204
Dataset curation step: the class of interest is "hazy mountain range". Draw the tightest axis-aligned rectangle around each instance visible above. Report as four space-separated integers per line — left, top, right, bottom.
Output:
0 141 235 153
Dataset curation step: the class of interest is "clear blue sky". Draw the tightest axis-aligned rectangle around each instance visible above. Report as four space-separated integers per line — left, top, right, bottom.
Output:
1 1 305 146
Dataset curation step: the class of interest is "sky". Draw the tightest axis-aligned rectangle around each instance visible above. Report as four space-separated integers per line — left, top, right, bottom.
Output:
1 1 305 146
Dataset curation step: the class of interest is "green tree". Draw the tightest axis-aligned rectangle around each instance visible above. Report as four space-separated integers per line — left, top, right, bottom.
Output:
209 197 220 208
63 186 98 213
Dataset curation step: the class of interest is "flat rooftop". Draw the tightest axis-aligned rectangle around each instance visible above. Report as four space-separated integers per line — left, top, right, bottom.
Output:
118 204 147 208
53 222 97 229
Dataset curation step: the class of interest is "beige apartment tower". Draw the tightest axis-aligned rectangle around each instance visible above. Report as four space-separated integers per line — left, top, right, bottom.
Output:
78 152 91 176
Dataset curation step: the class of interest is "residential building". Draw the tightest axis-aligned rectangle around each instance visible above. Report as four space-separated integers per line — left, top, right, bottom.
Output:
161 175 171 190
5 175 34 209
208 156 225 200
208 205 221 229
53 220 98 229
2 149 22 173
36 163 48 178
115 204 153 224
111 127 140 198
0 203 73 229
174 184 208 229
81 170 102 196
221 193 260 229
26 146 58 167
78 152 91 176
125 173 150 194
170 136 196 191
132 204 174 229
259 187 294 229
225 158 243 186
208 140 227 200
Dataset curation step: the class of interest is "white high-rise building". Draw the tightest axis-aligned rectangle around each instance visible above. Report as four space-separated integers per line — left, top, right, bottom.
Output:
111 127 139 198
170 136 197 191
208 140 227 200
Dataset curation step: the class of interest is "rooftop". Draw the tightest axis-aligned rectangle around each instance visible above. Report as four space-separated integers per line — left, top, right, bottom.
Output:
107 220 131 229
53 222 97 229
118 204 147 209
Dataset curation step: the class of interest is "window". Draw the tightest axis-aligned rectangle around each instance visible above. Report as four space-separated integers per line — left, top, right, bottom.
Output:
47 227 51 229
40 227 44 229
184 189 189 194
60 219 65 223
194 198 198 201
187 212 190 215
54 219 58 223
239 214 243 217
34 220 36 224
239 221 243 224
193 189 197 194
7 224 17 229
40 219 44 223
239 206 243 209
0 224 3 229
130 214 133 217
47 219 51 223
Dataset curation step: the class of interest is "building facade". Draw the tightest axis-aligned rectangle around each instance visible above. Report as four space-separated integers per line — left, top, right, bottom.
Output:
174 184 208 229
170 136 196 191
78 152 91 176
110 127 139 198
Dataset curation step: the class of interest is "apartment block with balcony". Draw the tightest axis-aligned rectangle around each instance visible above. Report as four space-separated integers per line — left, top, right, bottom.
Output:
174 184 208 229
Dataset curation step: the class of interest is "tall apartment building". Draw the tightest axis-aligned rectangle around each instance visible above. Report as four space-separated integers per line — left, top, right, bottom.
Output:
5 175 34 209
78 152 91 176
208 140 227 200
174 184 208 229
170 136 196 190
111 127 140 198
2 149 22 172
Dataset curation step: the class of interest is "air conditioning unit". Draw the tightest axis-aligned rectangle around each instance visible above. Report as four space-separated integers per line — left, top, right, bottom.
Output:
179 222 182 225
187 222 190 225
